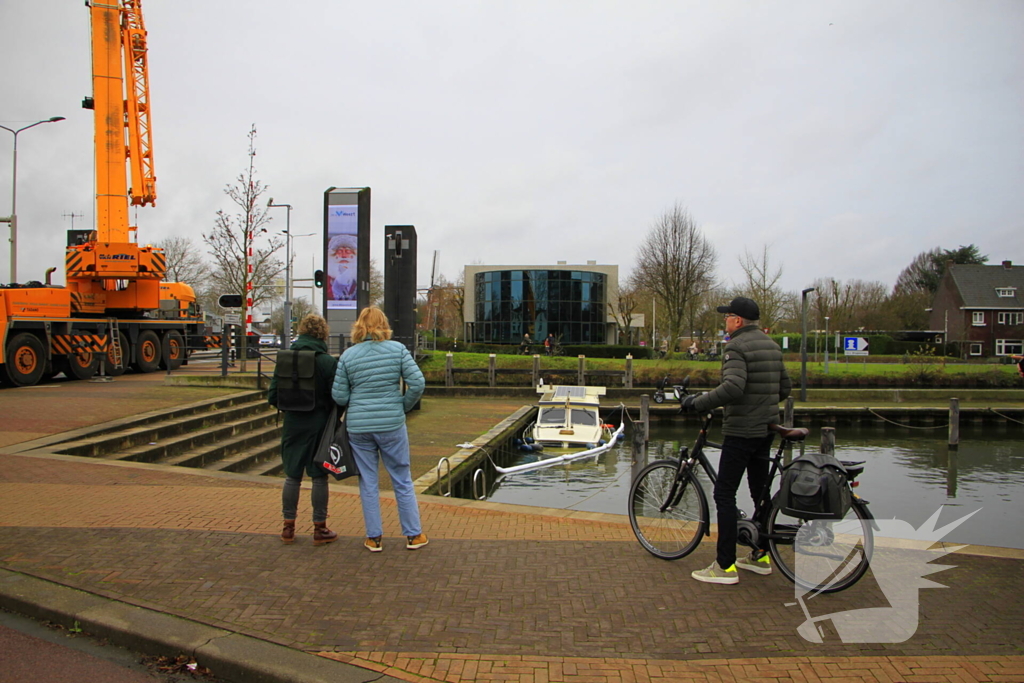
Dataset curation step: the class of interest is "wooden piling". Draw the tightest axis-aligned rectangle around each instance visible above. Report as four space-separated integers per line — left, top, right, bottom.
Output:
784 396 795 427
632 394 650 482
625 354 633 389
820 427 835 456
948 398 960 449
488 354 496 388
578 355 586 386
445 353 454 388
532 354 540 387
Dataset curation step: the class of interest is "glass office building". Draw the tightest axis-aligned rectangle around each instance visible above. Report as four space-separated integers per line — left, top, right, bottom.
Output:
466 267 614 344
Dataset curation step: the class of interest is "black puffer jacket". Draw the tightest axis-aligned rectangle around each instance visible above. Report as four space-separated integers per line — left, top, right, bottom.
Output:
693 325 791 438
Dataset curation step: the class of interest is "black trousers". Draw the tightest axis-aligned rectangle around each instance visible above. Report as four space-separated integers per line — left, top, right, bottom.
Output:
713 433 774 569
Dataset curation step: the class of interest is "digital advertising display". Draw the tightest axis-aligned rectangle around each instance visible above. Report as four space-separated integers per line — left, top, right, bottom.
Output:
326 203 358 310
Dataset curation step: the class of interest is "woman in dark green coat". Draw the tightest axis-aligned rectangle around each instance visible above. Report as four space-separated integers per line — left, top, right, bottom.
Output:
267 314 339 546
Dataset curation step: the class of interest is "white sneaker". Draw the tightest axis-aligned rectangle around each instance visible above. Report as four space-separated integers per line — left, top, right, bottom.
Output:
736 551 772 575
691 561 739 585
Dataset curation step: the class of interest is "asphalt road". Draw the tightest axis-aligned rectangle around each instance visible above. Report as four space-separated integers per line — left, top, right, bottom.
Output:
0 609 224 683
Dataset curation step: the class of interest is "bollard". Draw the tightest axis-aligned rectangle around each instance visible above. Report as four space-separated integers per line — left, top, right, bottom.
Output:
488 354 496 388
820 427 835 456
445 353 454 388
532 354 540 387
625 354 633 389
578 355 586 386
784 396 795 427
948 398 960 449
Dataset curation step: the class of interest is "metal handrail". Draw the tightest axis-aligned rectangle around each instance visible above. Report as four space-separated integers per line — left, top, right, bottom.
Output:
436 457 452 497
472 468 486 500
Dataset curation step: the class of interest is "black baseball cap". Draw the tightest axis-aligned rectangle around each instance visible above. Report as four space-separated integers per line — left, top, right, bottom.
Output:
717 296 760 321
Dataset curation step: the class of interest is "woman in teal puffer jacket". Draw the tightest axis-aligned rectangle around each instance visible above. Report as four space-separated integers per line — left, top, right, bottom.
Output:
332 307 426 553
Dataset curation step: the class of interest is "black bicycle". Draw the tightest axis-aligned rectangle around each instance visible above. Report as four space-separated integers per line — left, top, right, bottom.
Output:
627 381 875 593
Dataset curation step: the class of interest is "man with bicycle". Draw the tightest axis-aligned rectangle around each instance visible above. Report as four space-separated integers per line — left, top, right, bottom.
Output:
680 296 792 585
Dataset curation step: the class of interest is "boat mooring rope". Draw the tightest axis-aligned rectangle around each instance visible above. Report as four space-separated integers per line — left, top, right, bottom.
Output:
987 408 1024 426
866 408 948 430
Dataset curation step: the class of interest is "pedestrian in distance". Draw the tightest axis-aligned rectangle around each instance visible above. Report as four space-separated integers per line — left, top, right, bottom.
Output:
520 333 532 354
267 314 340 546
680 296 792 585
545 333 554 356
331 307 428 552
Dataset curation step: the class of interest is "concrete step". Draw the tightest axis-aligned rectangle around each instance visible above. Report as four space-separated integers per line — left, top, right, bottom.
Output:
133 419 279 467
206 440 281 474
240 457 284 478
56 398 274 458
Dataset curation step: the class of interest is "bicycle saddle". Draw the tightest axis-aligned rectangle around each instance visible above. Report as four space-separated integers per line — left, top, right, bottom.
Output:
769 424 809 441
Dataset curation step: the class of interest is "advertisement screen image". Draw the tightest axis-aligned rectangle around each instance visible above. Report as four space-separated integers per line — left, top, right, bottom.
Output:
326 204 357 310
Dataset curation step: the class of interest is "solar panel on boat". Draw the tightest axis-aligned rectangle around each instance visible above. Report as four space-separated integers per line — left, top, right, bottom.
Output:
551 386 586 399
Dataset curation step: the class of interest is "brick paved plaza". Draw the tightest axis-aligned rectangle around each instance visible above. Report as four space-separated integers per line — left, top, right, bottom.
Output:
1 376 1022 682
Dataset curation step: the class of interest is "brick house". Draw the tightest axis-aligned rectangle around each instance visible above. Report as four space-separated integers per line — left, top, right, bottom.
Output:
929 260 1024 358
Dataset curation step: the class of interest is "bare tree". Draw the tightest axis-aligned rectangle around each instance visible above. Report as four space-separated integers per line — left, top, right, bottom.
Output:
157 236 209 289
632 204 717 356
203 125 283 364
268 296 317 337
738 245 790 331
368 259 384 308
810 277 889 332
609 276 642 345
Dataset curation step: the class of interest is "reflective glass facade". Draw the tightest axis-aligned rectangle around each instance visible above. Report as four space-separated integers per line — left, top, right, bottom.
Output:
473 270 607 344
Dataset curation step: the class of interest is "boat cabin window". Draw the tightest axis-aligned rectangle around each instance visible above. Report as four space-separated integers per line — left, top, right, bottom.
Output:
571 409 598 426
539 408 566 424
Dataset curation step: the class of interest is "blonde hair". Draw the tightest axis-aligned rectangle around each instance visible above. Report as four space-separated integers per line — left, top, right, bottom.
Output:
351 306 392 342
297 314 330 341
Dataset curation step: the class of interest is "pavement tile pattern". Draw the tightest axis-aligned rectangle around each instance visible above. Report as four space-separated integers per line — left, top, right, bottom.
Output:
1 451 1022 683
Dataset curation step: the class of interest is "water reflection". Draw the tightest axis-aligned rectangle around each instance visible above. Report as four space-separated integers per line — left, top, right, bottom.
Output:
482 422 1024 550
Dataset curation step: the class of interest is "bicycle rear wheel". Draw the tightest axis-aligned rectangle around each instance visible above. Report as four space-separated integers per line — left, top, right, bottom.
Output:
628 460 707 560
768 499 873 594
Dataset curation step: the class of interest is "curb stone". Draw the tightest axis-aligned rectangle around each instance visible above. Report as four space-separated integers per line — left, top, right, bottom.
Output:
0 568 403 683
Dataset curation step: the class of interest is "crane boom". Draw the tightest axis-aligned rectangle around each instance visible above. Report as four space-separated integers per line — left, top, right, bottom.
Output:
69 0 165 313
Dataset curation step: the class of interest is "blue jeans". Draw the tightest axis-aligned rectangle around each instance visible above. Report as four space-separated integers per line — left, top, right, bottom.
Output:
348 426 422 538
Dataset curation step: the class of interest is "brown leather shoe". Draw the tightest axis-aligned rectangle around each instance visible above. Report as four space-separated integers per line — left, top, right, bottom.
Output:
312 522 338 546
281 520 296 544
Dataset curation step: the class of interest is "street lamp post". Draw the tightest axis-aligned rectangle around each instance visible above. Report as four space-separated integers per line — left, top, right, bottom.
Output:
824 316 831 375
267 199 293 349
800 287 816 402
0 117 65 283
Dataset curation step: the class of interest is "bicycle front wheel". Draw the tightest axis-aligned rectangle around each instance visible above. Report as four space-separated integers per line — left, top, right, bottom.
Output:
768 499 874 594
628 460 707 560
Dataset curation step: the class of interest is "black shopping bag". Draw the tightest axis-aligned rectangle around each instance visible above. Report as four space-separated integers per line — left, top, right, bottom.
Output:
314 405 359 480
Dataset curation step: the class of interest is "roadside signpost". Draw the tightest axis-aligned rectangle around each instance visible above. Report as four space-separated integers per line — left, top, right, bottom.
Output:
844 336 869 356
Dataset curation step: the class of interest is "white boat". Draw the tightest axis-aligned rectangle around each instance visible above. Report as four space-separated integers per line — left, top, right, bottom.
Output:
531 385 610 448
494 385 625 476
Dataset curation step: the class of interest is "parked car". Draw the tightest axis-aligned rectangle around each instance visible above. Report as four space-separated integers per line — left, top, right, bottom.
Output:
259 334 280 348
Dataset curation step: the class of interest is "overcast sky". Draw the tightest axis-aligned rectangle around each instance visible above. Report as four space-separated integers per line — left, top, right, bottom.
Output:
3 0 1022 301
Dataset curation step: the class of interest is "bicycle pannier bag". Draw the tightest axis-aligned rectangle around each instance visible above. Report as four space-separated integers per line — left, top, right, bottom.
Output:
776 453 851 520
273 349 318 411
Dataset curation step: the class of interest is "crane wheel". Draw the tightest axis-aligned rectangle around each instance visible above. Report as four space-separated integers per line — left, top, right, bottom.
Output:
133 330 161 373
66 347 99 380
160 330 185 371
4 333 47 387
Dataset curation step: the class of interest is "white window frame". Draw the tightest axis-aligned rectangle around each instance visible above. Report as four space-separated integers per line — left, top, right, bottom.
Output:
972 311 985 326
969 343 982 356
997 311 1024 325
995 288 1016 297
995 339 1023 356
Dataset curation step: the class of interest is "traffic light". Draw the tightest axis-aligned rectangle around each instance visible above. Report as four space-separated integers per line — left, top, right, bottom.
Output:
314 269 324 288
218 294 243 308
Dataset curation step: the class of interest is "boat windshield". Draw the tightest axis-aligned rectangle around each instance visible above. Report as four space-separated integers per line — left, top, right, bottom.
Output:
539 408 566 425
571 408 598 426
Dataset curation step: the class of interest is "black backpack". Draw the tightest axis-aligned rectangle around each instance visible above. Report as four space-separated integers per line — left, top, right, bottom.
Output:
273 349 320 411
776 453 852 520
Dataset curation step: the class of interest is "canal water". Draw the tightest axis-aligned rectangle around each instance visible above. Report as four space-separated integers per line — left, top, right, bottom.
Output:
481 421 1024 550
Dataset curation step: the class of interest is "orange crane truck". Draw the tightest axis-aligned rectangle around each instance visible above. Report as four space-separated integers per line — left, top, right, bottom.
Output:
0 0 218 388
